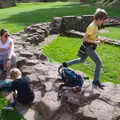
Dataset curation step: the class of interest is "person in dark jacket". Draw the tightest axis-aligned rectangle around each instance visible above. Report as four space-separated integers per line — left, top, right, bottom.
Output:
0 68 34 110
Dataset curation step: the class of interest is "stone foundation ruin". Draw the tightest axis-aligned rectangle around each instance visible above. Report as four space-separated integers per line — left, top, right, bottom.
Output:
0 0 16 8
3 15 120 120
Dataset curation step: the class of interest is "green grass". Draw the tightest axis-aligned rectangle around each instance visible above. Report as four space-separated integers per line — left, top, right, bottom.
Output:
0 2 120 33
0 94 25 120
43 36 120 84
0 94 7 110
0 110 25 120
100 26 120 40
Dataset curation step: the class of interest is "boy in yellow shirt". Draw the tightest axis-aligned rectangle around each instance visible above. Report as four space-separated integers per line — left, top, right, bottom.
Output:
62 8 108 89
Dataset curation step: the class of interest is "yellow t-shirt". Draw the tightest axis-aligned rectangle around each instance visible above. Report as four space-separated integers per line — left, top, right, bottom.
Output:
86 22 98 41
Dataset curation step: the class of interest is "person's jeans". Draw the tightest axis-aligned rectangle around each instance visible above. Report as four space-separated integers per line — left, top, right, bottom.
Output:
0 56 16 80
67 46 102 84
3 55 16 70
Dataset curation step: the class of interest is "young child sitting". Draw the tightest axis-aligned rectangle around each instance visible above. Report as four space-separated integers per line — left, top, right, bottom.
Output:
0 68 34 110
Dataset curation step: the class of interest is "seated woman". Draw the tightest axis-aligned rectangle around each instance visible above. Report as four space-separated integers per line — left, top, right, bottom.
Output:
0 29 16 79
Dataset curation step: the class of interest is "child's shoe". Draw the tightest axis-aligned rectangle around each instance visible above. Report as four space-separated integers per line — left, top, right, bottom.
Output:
62 62 68 67
92 82 105 90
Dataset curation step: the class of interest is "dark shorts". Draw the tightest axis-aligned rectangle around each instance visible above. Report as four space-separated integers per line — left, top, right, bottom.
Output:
77 42 97 57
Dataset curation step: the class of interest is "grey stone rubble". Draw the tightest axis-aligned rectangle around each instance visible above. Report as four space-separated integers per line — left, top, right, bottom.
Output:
50 16 120 34
50 15 120 46
104 17 120 27
50 15 93 33
49 81 120 120
8 22 120 120
23 23 50 45
17 0 49 2
0 0 16 8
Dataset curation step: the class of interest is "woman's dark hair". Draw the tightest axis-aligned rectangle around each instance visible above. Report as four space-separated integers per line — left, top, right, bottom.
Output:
0 29 8 36
94 8 108 20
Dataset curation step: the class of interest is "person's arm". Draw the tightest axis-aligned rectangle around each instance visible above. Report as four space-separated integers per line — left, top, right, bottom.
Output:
8 39 14 60
98 36 105 43
84 23 101 44
5 39 15 70
0 44 11 50
84 33 100 44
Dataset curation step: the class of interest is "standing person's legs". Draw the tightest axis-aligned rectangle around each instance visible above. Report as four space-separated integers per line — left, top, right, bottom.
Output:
86 47 102 85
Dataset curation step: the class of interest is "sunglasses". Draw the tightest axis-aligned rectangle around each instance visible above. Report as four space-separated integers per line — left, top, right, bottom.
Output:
4 34 9 38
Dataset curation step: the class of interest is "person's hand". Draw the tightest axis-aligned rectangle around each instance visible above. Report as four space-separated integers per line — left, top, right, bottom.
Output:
98 37 105 43
5 92 14 100
95 41 101 44
7 45 11 49
6 59 12 70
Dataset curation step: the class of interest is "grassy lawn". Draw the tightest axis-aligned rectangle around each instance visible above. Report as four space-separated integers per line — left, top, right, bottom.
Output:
43 36 120 84
0 2 120 33
99 26 120 40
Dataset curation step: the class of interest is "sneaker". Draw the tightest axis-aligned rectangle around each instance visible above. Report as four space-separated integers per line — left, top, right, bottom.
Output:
92 82 105 90
92 83 98 89
97 83 105 90
62 62 68 67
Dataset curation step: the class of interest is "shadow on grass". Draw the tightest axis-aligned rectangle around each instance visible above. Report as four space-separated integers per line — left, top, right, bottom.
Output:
0 3 119 33
1 4 96 27
2 3 120 24
0 2 119 33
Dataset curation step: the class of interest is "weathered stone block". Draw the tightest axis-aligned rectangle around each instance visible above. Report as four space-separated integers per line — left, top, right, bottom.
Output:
0 0 16 8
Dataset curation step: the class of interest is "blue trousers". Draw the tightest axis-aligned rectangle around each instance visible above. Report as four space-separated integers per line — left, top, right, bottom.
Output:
67 46 102 84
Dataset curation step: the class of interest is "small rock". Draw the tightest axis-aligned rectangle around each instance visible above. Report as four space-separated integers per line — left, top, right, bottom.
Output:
21 66 35 75
20 51 33 58
26 59 38 66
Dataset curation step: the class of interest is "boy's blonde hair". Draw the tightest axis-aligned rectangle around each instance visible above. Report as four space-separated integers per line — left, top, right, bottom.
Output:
10 68 22 80
94 8 108 20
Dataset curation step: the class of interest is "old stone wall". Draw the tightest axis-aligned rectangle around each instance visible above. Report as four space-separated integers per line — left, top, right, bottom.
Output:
0 0 16 8
17 0 40 2
50 15 93 34
50 15 120 34
11 23 120 120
